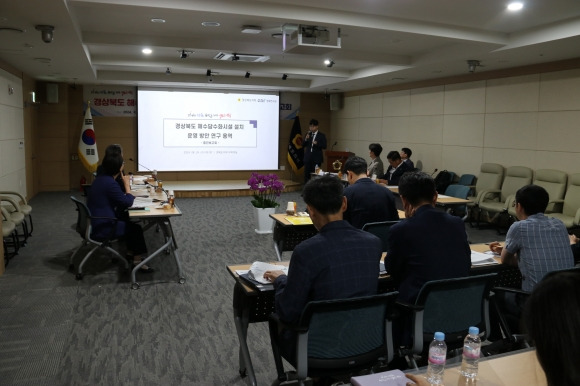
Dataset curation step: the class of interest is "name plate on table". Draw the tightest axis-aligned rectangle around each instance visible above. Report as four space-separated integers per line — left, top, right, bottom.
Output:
284 216 313 225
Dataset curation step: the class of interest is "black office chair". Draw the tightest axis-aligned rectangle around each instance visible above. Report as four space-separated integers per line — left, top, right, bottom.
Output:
269 292 399 385
362 221 400 252
69 196 129 280
397 273 497 369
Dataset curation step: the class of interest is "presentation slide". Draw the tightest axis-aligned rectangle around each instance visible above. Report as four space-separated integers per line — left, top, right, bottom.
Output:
137 88 280 171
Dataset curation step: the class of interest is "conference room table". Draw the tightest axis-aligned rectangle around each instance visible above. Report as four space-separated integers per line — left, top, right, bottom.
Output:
386 186 472 206
269 210 407 261
406 347 546 385
226 242 520 386
127 178 185 290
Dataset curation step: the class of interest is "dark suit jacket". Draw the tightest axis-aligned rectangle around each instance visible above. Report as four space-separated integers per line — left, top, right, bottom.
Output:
303 131 327 167
87 175 135 240
386 205 471 303
381 161 412 186
273 220 382 324
344 178 399 229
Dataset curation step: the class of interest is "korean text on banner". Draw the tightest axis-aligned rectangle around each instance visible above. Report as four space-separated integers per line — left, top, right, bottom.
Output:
78 106 99 173
287 116 304 174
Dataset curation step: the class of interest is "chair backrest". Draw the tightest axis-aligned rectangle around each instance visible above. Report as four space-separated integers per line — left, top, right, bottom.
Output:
296 292 399 372
534 169 567 212
474 163 504 196
444 184 470 199
413 273 497 353
71 196 91 240
362 221 400 251
562 173 580 217
457 174 476 186
499 166 533 201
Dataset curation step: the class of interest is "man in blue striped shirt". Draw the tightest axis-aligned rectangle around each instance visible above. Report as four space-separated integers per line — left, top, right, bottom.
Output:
489 184 573 291
489 184 573 337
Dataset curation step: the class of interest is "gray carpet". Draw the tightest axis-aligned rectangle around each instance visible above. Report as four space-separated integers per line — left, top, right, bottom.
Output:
0 191 504 385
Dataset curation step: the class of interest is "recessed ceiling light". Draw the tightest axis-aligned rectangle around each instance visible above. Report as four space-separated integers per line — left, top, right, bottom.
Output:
241 25 261 34
201 21 220 27
142 48 152 54
507 2 524 11
150 18 166 23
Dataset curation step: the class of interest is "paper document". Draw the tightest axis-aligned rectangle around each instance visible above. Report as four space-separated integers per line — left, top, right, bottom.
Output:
248 261 288 284
471 250 499 265
132 197 157 207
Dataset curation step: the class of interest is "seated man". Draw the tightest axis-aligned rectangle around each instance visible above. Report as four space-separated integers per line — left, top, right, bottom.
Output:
489 185 574 291
400 147 414 169
367 143 384 178
489 184 574 334
378 150 412 186
343 155 399 229
386 171 471 303
264 175 383 361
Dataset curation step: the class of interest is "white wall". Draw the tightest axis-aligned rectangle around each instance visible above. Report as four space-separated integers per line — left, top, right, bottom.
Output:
0 68 26 196
331 68 580 178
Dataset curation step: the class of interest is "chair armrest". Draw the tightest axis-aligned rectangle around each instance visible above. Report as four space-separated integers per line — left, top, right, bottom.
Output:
491 286 530 297
0 191 28 205
0 195 22 212
476 189 501 205
90 215 121 241
395 300 423 313
550 199 565 204
269 313 305 333
575 208 580 226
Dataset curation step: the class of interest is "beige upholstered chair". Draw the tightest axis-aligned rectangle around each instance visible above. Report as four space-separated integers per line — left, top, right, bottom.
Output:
465 163 504 225
466 163 505 206
0 191 33 236
1 206 19 260
0 195 28 245
477 166 533 226
546 173 580 229
507 169 568 218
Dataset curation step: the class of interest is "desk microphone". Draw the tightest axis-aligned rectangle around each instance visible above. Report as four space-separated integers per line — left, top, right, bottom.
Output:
431 168 438 177
128 158 158 180
331 141 337 151
128 158 152 172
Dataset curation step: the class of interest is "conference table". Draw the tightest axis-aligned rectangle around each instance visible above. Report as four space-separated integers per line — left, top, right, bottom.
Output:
127 177 185 290
386 186 472 206
269 210 406 261
226 241 521 386
407 347 546 385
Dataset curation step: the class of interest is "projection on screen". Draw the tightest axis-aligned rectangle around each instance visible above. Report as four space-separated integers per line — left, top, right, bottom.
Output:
137 88 280 172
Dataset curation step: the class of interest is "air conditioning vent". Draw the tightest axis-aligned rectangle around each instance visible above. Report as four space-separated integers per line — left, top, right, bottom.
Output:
213 52 270 62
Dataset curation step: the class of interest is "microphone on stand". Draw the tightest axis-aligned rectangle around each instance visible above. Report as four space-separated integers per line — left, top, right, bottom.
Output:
129 158 157 180
128 158 153 172
331 141 337 151
431 168 438 177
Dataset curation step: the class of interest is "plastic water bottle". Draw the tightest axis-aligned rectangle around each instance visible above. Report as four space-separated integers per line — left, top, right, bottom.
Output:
426 332 447 384
460 326 481 378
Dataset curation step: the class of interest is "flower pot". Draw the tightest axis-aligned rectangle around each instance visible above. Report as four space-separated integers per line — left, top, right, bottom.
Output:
253 207 275 234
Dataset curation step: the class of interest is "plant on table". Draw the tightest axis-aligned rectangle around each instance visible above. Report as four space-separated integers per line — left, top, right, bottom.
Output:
247 172 285 208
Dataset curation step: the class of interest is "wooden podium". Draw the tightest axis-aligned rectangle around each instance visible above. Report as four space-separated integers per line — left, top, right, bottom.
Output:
325 151 354 172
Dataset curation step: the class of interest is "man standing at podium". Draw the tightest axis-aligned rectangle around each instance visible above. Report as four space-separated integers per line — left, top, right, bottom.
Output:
303 118 327 184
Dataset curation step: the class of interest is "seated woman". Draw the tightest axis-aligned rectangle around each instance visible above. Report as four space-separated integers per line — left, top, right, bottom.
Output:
87 152 153 272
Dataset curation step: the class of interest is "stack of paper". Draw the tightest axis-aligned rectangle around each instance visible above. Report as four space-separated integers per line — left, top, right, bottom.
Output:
470 250 499 266
247 261 288 284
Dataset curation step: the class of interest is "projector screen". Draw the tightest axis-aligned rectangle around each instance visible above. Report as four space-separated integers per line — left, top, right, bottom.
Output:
137 88 280 172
